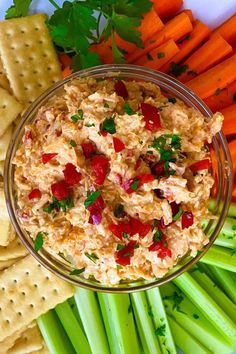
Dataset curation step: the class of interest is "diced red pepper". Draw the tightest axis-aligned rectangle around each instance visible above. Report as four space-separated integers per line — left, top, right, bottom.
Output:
42 153 58 164
182 211 194 229
114 81 128 99
140 102 161 131
28 188 41 200
99 124 108 137
91 155 110 185
158 248 172 259
189 159 211 172
87 195 105 225
122 178 138 194
139 173 155 185
51 181 69 200
116 256 131 266
109 222 131 240
170 202 179 217
149 241 163 251
116 240 137 265
23 130 33 143
113 137 125 153
134 159 142 171
63 163 81 186
152 161 165 176
122 173 154 194
82 143 96 158
129 218 151 238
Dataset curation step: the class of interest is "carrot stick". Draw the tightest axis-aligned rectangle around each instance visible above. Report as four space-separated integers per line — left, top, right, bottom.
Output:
153 0 183 21
159 20 210 73
178 35 232 83
62 66 72 78
187 54 236 99
221 104 236 136
90 39 113 64
204 80 236 112
134 39 179 69
228 139 236 173
58 53 72 70
211 13 236 45
127 12 193 63
180 9 194 23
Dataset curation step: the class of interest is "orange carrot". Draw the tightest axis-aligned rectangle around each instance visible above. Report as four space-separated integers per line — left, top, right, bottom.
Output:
90 39 113 64
134 39 179 69
204 80 236 112
221 104 236 136
178 35 232 83
58 53 72 70
187 54 236 99
180 9 194 22
159 20 210 73
228 139 236 173
153 0 183 21
127 12 193 63
62 66 72 78
211 13 236 45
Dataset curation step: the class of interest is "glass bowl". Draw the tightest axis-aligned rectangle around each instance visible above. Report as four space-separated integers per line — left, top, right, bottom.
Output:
4 64 233 293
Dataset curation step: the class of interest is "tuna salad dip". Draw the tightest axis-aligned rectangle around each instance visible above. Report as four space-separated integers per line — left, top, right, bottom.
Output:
14 77 223 285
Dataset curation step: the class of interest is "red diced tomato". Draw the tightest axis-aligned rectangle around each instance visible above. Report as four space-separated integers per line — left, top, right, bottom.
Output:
140 102 161 131
152 161 165 176
116 241 137 265
189 159 211 172
82 143 96 158
42 153 58 164
122 178 137 194
158 248 172 259
182 211 194 229
91 155 110 185
116 256 131 266
139 173 154 185
28 188 41 200
114 81 128 99
87 195 105 214
130 218 151 237
63 163 81 186
23 130 33 143
109 222 131 240
51 181 69 200
134 158 142 171
149 241 163 251
170 202 179 217
113 137 125 152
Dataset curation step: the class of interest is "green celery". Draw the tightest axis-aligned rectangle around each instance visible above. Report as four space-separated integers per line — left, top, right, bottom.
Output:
146 287 177 354
172 271 236 346
208 199 236 218
55 300 92 354
167 316 211 354
190 267 236 323
214 232 236 249
74 288 110 354
67 297 86 335
200 264 236 304
161 282 234 354
37 310 75 354
130 292 162 354
98 293 140 354
200 245 236 272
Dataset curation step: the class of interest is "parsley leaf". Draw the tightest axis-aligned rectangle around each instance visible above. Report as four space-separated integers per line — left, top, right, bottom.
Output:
168 97 177 104
34 232 46 252
155 324 166 336
124 102 135 115
43 196 74 214
70 140 77 147
157 52 165 59
170 62 189 77
130 178 140 191
172 209 184 221
84 190 101 208
70 267 85 275
114 204 125 218
85 252 99 262
5 0 32 19
153 230 163 241
117 244 125 251
102 116 116 134
215 88 221 96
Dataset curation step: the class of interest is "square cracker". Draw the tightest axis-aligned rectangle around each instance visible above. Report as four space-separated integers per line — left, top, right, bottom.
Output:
6 323 43 354
0 87 23 136
0 124 12 161
0 188 15 246
0 257 24 271
0 14 62 106
0 57 11 92
0 236 28 261
0 254 74 342
0 325 28 354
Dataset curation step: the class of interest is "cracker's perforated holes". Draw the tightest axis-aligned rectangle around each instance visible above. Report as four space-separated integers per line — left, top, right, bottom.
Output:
53 288 58 294
9 299 14 304
18 312 22 316
41 296 46 301
21 291 26 296
34 283 38 288
37 264 41 268
35 27 40 31
29 304 34 308
1 286 5 291
5 319 10 324
25 271 30 276
1 104 7 109
13 279 18 283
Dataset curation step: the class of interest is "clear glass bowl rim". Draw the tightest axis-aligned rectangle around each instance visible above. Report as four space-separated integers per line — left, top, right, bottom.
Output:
4 64 233 293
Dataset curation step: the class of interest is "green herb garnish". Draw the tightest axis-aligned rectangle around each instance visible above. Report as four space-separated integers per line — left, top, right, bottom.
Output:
170 62 189 77
168 97 177 104
123 102 135 115
215 88 221 96
155 324 166 336
85 123 95 127
173 209 184 221
43 196 74 214
130 178 140 191
117 244 125 251
151 219 158 231
85 252 99 262
69 139 77 147
104 102 110 108
153 230 163 241
84 190 101 208
70 268 85 275
122 232 128 239
157 52 165 59
34 232 45 252
71 114 79 122
114 204 124 218
102 116 116 134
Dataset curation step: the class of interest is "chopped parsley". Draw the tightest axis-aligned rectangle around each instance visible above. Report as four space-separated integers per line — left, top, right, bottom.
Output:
104 102 110 108
168 97 177 104
117 244 125 251
71 109 84 122
151 134 181 163
151 219 158 231
153 230 163 241
147 53 153 61
163 291 184 312
85 123 95 127
193 313 200 319
43 196 74 214
170 62 189 77
157 52 165 59
148 307 154 318
232 225 236 230
69 139 77 147
84 190 101 208
70 268 85 275
164 161 175 176
172 209 184 221
34 232 47 252
71 114 80 122
85 252 99 262
215 88 221 96
122 232 128 239
155 324 166 336
134 244 139 249
123 102 135 115
130 178 140 191
116 264 123 269
114 204 125 218
102 116 116 134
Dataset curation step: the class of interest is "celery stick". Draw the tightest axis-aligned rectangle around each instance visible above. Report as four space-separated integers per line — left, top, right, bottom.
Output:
200 245 236 272
214 232 236 249
98 293 120 354
55 300 92 354
146 287 177 354
161 282 234 354
208 199 236 217
218 217 236 238
167 316 211 354
98 293 140 354
190 268 236 323
202 265 236 304
172 271 236 346
130 292 162 354
37 310 76 354
74 288 110 354
67 297 86 335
